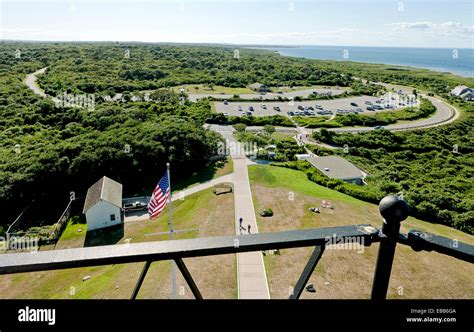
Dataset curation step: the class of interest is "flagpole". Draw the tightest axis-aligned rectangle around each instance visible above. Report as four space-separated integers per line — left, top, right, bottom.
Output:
167 162 177 299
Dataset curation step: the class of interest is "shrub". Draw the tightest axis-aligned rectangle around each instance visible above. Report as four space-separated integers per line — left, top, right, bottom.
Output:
260 208 274 217
233 123 247 132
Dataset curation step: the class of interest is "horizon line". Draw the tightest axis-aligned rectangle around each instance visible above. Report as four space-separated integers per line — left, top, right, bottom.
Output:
1 39 473 50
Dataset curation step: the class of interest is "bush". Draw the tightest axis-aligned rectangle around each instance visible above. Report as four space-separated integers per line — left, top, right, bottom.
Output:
233 123 247 132
227 115 294 127
260 208 274 217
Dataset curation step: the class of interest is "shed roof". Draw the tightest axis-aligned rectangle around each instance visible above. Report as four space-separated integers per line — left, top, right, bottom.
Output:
83 176 123 213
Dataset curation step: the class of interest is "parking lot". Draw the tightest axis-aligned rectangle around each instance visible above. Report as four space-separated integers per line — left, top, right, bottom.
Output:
215 94 408 117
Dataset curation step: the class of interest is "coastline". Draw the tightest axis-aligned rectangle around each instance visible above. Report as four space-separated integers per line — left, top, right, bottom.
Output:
249 45 474 78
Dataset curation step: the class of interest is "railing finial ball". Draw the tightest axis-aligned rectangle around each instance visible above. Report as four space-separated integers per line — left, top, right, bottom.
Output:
379 195 409 223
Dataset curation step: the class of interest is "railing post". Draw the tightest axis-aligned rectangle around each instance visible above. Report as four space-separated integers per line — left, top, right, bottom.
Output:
371 195 408 300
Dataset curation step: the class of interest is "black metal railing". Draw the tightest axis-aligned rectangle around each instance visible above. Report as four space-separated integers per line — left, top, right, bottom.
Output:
0 195 472 299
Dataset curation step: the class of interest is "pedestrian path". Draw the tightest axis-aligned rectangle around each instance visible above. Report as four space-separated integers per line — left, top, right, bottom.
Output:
232 158 270 299
215 126 270 299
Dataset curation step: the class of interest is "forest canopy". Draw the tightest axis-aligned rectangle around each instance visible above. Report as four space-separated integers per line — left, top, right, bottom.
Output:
0 41 473 234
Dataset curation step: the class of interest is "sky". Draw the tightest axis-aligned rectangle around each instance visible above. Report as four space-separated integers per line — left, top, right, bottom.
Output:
1 0 473 48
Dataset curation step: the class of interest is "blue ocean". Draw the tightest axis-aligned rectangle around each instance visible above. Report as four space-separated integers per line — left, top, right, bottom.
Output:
258 46 474 77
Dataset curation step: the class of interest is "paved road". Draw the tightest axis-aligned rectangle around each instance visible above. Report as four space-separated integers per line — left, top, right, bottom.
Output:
326 95 457 133
24 68 458 134
212 94 457 134
189 87 348 102
24 67 47 97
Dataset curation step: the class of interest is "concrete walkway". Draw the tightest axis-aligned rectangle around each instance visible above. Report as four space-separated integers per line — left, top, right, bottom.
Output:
215 126 270 299
232 158 270 299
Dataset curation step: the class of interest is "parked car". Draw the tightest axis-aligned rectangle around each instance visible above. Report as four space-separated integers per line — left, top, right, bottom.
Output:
365 101 372 105
223 112 229 116
124 201 147 212
297 105 304 110
223 100 228 105
261 104 267 109
273 106 281 111
288 111 295 116
307 106 314 110
249 106 254 111
374 125 384 130
238 106 243 111
367 106 375 111
351 102 358 107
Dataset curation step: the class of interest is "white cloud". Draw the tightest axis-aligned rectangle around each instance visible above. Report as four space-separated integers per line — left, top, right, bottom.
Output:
393 22 433 31
391 21 474 39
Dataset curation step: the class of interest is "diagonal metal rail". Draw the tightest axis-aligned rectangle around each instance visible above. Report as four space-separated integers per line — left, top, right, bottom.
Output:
174 258 203 299
289 245 325 299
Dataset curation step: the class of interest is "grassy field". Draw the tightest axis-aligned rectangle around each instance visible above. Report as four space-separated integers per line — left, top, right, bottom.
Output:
171 84 348 95
270 131 297 141
274 85 351 93
171 84 253 95
172 157 233 192
249 164 474 299
0 188 236 299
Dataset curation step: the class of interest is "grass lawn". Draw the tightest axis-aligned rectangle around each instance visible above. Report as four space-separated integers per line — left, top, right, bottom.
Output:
0 188 236 299
270 132 296 141
274 85 351 93
171 84 253 95
249 164 474 299
172 157 233 192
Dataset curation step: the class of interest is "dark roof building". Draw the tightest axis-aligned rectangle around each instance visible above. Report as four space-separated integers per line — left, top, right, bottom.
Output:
83 176 123 213
303 156 365 185
460 90 474 101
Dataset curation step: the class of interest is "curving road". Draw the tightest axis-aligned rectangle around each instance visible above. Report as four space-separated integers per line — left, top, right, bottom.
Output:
321 95 459 134
24 68 459 133
24 67 48 97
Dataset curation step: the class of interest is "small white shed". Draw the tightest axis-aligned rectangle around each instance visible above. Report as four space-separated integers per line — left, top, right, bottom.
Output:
83 176 123 231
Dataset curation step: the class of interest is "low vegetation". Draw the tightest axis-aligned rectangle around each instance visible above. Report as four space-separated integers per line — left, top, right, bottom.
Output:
311 101 473 234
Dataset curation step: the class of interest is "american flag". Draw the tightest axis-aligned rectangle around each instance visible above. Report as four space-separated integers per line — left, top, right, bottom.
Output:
147 171 170 219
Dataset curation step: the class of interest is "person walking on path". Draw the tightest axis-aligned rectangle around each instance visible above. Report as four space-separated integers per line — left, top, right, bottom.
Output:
239 217 244 234
247 224 251 234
